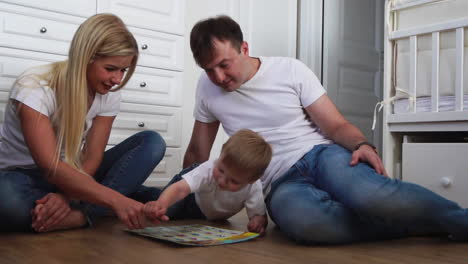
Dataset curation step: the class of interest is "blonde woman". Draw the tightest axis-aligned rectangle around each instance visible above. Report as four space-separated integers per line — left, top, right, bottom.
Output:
0 13 166 232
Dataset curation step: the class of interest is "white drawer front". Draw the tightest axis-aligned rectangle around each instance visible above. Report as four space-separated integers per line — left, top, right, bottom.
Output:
0 48 65 123
97 0 185 35
0 10 83 55
122 66 182 107
109 103 182 147
0 0 96 18
146 147 181 186
402 143 468 207
131 27 184 71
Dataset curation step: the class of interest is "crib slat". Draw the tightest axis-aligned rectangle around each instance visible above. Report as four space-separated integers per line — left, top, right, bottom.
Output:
410 36 418 112
455 28 464 111
431 32 440 112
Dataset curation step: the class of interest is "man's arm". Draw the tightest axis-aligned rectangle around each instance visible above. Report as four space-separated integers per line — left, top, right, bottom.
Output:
305 94 387 175
183 120 220 168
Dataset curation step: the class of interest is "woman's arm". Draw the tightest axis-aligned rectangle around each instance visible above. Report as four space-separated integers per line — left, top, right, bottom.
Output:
81 115 115 177
19 103 146 229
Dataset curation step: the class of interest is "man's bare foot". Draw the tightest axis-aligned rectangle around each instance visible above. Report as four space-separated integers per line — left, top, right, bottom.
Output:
33 209 87 233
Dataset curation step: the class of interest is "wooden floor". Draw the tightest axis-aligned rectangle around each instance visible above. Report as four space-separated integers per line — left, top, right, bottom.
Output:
1 211 468 264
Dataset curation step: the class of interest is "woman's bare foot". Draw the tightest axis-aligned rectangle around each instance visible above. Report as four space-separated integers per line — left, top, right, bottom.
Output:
33 208 87 233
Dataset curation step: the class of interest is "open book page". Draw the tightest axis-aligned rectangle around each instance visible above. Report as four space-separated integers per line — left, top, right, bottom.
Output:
125 224 259 246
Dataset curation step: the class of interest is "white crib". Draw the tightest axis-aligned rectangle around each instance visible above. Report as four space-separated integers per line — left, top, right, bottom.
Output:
382 0 468 206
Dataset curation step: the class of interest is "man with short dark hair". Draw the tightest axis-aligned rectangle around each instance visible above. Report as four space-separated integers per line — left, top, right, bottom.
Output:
184 15 468 244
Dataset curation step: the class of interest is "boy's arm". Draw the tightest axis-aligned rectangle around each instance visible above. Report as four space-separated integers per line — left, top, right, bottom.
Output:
143 179 191 221
244 181 268 233
159 179 192 208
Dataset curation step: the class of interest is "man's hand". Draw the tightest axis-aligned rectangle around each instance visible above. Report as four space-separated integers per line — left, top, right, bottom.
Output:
350 145 388 176
247 214 268 234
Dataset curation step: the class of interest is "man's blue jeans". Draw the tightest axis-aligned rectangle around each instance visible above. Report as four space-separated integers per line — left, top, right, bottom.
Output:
0 130 166 231
265 144 468 244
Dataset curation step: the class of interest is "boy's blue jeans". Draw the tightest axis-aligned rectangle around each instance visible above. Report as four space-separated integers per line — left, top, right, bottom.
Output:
157 163 206 220
265 144 468 244
0 130 166 231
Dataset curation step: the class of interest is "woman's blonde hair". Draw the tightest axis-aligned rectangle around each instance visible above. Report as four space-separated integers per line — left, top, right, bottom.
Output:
45 13 138 170
220 129 272 182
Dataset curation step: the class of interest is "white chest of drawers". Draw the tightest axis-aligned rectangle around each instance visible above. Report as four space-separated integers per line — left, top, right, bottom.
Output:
0 0 185 186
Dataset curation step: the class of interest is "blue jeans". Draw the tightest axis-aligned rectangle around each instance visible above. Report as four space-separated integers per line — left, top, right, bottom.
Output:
0 130 166 231
156 163 206 220
265 144 468 244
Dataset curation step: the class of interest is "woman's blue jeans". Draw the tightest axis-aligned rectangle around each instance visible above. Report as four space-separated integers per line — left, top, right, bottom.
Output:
265 144 468 244
0 130 166 231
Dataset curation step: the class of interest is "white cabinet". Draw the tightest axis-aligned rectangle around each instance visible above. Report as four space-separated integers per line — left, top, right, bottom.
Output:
100 0 185 186
402 142 468 207
0 3 84 56
129 27 184 71
0 0 185 186
97 0 185 35
0 0 96 17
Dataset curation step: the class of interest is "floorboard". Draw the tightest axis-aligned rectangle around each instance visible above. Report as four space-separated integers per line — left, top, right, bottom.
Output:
1 211 467 264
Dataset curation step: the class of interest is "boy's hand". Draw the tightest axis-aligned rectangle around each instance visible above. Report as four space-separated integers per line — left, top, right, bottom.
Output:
143 200 170 224
247 214 268 234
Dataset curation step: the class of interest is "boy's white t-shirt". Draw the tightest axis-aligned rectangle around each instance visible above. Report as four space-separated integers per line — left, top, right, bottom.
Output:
0 64 121 169
194 57 332 194
182 160 266 220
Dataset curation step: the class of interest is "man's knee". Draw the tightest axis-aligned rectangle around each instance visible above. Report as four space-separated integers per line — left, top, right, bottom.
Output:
268 184 355 244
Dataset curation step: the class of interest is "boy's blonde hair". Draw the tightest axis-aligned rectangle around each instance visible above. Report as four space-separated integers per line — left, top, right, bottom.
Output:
220 129 272 182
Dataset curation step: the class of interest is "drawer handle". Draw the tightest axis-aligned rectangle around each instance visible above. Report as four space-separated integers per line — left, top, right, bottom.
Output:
141 44 148 50
140 82 147 87
440 177 452 188
40 27 47 33
138 122 145 128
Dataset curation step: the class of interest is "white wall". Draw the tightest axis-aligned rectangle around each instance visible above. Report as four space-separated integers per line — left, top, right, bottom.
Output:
182 0 297 163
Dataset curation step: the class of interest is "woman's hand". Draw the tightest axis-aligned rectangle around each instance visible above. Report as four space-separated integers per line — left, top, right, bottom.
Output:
112 197 149 230
31 193 71 232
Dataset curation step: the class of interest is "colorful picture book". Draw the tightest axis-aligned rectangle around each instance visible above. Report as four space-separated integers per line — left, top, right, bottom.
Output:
126 224 259 246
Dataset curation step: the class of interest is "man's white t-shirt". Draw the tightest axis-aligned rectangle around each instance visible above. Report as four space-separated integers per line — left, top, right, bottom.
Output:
0 65 121 169
194 57 332 194
182 160 265 220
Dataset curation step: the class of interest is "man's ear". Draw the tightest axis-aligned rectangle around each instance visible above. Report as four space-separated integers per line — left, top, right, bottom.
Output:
241 41 249 56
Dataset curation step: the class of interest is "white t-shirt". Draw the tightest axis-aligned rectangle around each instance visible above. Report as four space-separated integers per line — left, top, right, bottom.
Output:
182 160 266 220
0 65 121 169
194 57 332 194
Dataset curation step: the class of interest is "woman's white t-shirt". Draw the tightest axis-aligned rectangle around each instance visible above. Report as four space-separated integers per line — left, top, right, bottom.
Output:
0 65 121 169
